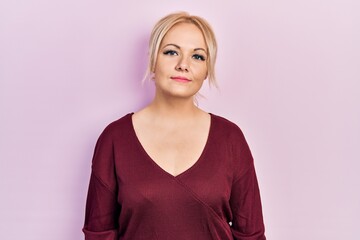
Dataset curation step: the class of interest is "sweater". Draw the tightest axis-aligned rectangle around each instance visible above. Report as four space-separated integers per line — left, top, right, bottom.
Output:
83 113 266 240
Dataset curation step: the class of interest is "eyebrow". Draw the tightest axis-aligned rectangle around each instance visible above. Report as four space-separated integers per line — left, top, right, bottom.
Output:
163 44 207 53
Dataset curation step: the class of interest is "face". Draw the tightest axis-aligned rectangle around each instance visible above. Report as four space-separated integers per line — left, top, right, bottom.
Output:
153 23 208 99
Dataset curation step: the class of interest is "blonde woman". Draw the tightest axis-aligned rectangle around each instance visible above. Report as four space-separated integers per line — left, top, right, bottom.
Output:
83 12 266 240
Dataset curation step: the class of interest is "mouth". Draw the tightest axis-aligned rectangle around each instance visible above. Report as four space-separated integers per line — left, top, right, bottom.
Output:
170 76 191 83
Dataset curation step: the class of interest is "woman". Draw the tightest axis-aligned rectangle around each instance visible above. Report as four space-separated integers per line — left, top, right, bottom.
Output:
83 12 266 240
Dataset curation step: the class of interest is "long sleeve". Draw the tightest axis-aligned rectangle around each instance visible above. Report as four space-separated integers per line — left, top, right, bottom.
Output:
230 164 266 240
83 127 120 240
82 113 266 239
229 127 266 240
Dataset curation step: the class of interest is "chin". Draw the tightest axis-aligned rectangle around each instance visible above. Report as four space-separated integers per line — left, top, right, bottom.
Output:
166 90 199 99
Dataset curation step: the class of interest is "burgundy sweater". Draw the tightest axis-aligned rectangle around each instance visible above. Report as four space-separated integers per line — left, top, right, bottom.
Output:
83 113 266 240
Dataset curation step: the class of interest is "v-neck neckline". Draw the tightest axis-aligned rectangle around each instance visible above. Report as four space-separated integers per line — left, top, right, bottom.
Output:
129 112 213 178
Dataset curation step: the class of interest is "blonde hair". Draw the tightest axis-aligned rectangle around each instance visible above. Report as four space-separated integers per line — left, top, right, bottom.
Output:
144 12 218 87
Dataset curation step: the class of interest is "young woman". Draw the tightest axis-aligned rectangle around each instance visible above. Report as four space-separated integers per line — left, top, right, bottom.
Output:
83 12 266 240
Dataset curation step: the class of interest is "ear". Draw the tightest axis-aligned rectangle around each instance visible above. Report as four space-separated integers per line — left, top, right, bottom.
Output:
204 71 208 80
150 72 155 81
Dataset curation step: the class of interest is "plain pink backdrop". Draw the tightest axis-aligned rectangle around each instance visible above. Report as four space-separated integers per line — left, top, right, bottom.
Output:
1 0 359 239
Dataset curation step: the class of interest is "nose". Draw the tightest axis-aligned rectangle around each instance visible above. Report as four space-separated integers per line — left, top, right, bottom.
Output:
175 57 189 72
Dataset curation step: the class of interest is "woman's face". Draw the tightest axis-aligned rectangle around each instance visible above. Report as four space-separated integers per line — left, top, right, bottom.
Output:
153 23 208 99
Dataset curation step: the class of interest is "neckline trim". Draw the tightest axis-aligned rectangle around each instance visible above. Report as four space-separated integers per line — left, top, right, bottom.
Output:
128 112 214 178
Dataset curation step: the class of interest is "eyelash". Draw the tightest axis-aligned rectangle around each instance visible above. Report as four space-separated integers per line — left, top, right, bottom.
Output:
163 50 178 56
163 50 206 61
193 54 206 61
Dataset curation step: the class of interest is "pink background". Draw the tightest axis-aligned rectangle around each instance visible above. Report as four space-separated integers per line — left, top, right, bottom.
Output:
1 1 359 239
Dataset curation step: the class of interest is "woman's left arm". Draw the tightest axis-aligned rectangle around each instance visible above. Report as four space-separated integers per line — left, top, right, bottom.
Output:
229 127 266 240
229 163 266 240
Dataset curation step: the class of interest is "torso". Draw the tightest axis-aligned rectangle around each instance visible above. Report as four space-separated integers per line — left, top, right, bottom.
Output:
132 110 211 177
84 113 263 239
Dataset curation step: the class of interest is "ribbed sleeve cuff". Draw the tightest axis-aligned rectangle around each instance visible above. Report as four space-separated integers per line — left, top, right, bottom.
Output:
83 228 118 240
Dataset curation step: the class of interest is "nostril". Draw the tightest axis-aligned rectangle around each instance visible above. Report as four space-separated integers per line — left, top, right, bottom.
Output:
176 63 189 71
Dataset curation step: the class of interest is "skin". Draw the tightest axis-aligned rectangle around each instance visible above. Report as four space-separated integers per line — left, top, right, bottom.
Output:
132 23 211 177
153 23 208 100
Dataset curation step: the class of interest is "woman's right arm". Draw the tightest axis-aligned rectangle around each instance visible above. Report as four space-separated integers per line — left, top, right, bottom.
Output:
83 128 120 240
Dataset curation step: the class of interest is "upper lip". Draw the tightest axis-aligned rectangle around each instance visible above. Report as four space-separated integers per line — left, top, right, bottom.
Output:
171 76 191 81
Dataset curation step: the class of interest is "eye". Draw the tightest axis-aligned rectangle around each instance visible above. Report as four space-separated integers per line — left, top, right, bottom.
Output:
192 54 206 61
163 50 178 56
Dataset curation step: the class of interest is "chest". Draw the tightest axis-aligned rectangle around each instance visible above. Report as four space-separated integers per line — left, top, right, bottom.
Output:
113 132 234 212
136 125 210 177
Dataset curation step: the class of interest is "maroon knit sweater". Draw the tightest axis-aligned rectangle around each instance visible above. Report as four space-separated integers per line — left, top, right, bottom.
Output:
83 113 266 240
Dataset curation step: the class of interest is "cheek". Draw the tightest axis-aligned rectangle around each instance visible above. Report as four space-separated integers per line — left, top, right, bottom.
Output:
154 57 174 75
153 62 165 77
196 65 208 80
153 63 170 83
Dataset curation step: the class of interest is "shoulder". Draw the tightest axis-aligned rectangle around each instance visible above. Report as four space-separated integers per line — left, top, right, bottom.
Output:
91 113 133 167
210 113 246 141
98 113 133 141
210 113 239 129
210 113 254 171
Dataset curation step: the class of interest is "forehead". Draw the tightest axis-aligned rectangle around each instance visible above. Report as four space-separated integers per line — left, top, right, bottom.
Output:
161 23 206 48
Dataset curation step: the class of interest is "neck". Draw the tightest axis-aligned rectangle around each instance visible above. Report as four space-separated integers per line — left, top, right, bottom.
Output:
149 98 195 118
148 94 200 119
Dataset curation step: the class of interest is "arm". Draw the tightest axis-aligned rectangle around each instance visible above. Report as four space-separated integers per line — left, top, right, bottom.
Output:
229 128 266 240
83 128 120 240
230 164 266 240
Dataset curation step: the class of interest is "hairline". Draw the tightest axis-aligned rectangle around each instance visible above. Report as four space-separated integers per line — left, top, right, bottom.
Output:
144 12 218 87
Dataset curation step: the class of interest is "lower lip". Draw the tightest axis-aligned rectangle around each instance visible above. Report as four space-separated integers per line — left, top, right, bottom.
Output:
171 77 191 83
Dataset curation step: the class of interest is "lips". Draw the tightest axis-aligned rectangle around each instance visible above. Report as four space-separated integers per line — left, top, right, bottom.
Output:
170 76 191 83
